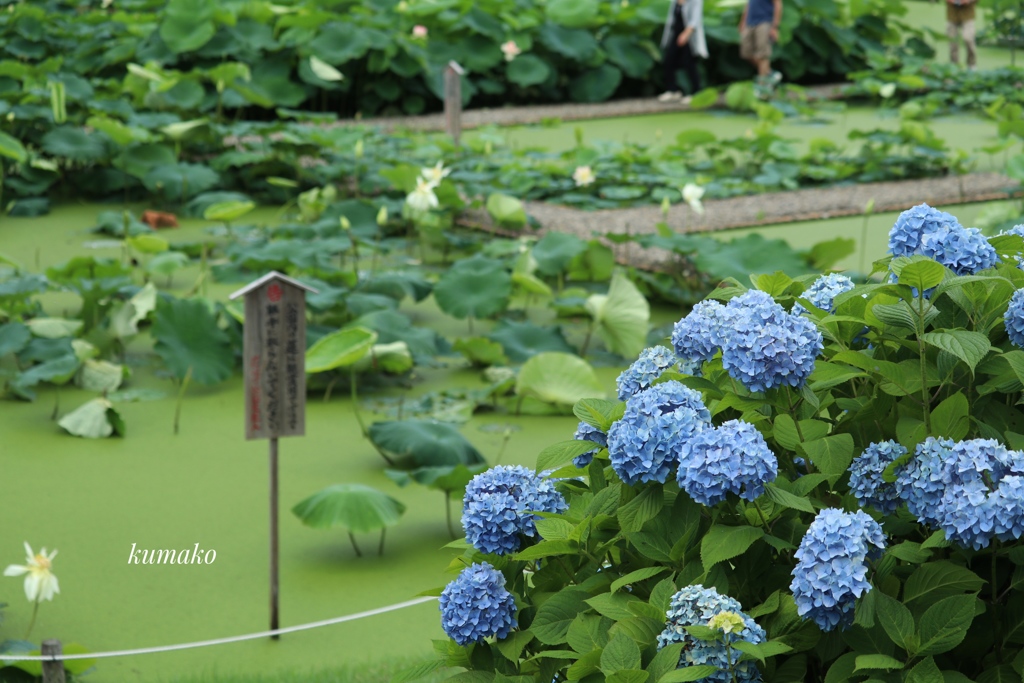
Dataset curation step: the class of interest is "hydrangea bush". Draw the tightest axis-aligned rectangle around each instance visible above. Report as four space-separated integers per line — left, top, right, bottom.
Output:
416 204 1024 683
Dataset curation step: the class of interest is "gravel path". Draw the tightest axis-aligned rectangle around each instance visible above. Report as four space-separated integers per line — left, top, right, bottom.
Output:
461 171 1020 269
361 84 846 132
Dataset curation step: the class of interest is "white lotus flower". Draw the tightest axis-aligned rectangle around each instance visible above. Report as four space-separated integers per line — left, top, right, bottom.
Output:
879 83 896 99
420 161 451 187
573 165 595 187
501 41 522 62
5 542 59 603
682 182 705 215
412 25 428 39
406 178 439 212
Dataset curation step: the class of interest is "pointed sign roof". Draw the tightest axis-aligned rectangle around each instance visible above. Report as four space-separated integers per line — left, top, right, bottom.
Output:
228 271 319 300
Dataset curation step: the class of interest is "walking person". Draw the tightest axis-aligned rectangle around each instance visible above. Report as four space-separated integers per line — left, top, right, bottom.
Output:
657 0 708 105
739 0 783 97
947 0 978 69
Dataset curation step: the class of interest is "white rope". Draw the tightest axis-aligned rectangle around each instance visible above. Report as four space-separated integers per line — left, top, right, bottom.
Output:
0 596 438 662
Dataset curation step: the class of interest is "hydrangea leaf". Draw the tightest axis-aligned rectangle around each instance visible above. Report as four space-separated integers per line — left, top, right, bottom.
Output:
853 654 904 671
600 633 642 674
903 561 984 606
291 483 405 534
585 272 650 359
700 525 764 569
658 665 719 682
921 330 992 375
531 589 590 645
516 352 605 406
797 434 854 484
915 595 975 656
152 296 234 385
874 592 916 652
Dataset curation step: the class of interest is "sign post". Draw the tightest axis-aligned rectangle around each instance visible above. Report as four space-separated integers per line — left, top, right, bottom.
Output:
444 61 465 146
230 272 317 639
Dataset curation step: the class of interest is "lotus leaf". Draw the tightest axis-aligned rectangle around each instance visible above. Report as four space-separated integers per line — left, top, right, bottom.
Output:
433 255 512 321
292 484 405 534
59 398 125 439
507 55 552 88
489 320 576 363
367 420 486 469
305 326 377 374
152 296 234 385
76 359 126 394
584 271 650 359
515 352 605 406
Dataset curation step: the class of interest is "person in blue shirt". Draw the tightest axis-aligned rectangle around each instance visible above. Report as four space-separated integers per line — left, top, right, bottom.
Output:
738 0 783 95
657 0 708 104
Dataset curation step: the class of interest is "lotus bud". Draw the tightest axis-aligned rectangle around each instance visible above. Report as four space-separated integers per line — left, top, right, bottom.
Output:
376 206 388 226
340 216 351 231
661 196 671 217
354 139 364 158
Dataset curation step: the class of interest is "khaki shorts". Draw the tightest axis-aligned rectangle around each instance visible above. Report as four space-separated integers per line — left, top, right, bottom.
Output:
740 22 772 61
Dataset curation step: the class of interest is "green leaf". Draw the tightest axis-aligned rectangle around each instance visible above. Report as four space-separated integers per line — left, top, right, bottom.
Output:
585 271 650 359
606 671 648 683
659 666 719 683
435 255 512 320
391 658 448 683
567 614 613 654
486 194 527 230
507 55 551 87
367 420 485 468
0 322 31 357
700 525 764 569
874 591 916 652
897 258 946 293
160 0 216 53
797 434 854 484
854 654 905 671
533 233 588 276
601 633 642 674
688 88 718 110
921 330 992 375
537 439 602 471
587 592 642 620
496 630 534 662
41 126 109 161
0 130 28 163
26 318 83 339
976 665 1019 683
306 327 377 373
916 595 976 656
76 359 125 394
752 271 794 297
513 539 578 560
292 484 405 534
618 485 665 533
929 392 970 440
153 297 234 385
763 483 815 513
909 561 987 602
611 567 669 594
569 64 622 103
905 657 944 683
58 398 123 438
110 283 158 338
547 0 599 26
567 649 603 680
516 352 605 406
203 200 255 222
532 589 591 645
573 398 624 432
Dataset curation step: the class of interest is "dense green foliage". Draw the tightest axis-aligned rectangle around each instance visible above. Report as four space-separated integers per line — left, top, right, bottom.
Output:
419 228 1024 683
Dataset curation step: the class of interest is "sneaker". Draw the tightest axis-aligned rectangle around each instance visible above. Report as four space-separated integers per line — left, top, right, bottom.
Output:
768 70 783 86
657 91 683 103
680 95 693 106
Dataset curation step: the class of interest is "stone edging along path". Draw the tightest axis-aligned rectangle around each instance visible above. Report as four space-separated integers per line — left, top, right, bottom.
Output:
458 172 1020 270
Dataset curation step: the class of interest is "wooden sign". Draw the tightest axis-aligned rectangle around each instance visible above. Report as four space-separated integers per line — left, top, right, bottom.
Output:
444 60 464 146
230 272 317 440
229 271 317 638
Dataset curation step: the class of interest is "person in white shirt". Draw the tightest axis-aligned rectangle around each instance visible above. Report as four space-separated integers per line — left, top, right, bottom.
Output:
658 0 709 104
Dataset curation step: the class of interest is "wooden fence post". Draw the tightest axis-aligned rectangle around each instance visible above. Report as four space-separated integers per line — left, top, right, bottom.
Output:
444 61 464 146
41 640 65 683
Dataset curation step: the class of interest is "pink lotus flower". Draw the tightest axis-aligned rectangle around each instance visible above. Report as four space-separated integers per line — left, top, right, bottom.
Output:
412 25 428 39
501 41 521 62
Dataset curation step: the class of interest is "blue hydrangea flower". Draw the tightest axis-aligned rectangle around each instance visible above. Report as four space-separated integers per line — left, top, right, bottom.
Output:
848 440 907 515
721 292 823 393
790 508 886 632
1005 289 1024 349
793 274 856 315
439 562 517 645
656 585 766 683
888 204 961 257
616 346 680 401
897 438 1024 549
462 466 568 555
672 300 730 364
919 224 999 275
607 380 710 485
572 421 607 468
999 225 1024 270
677 420 778 506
